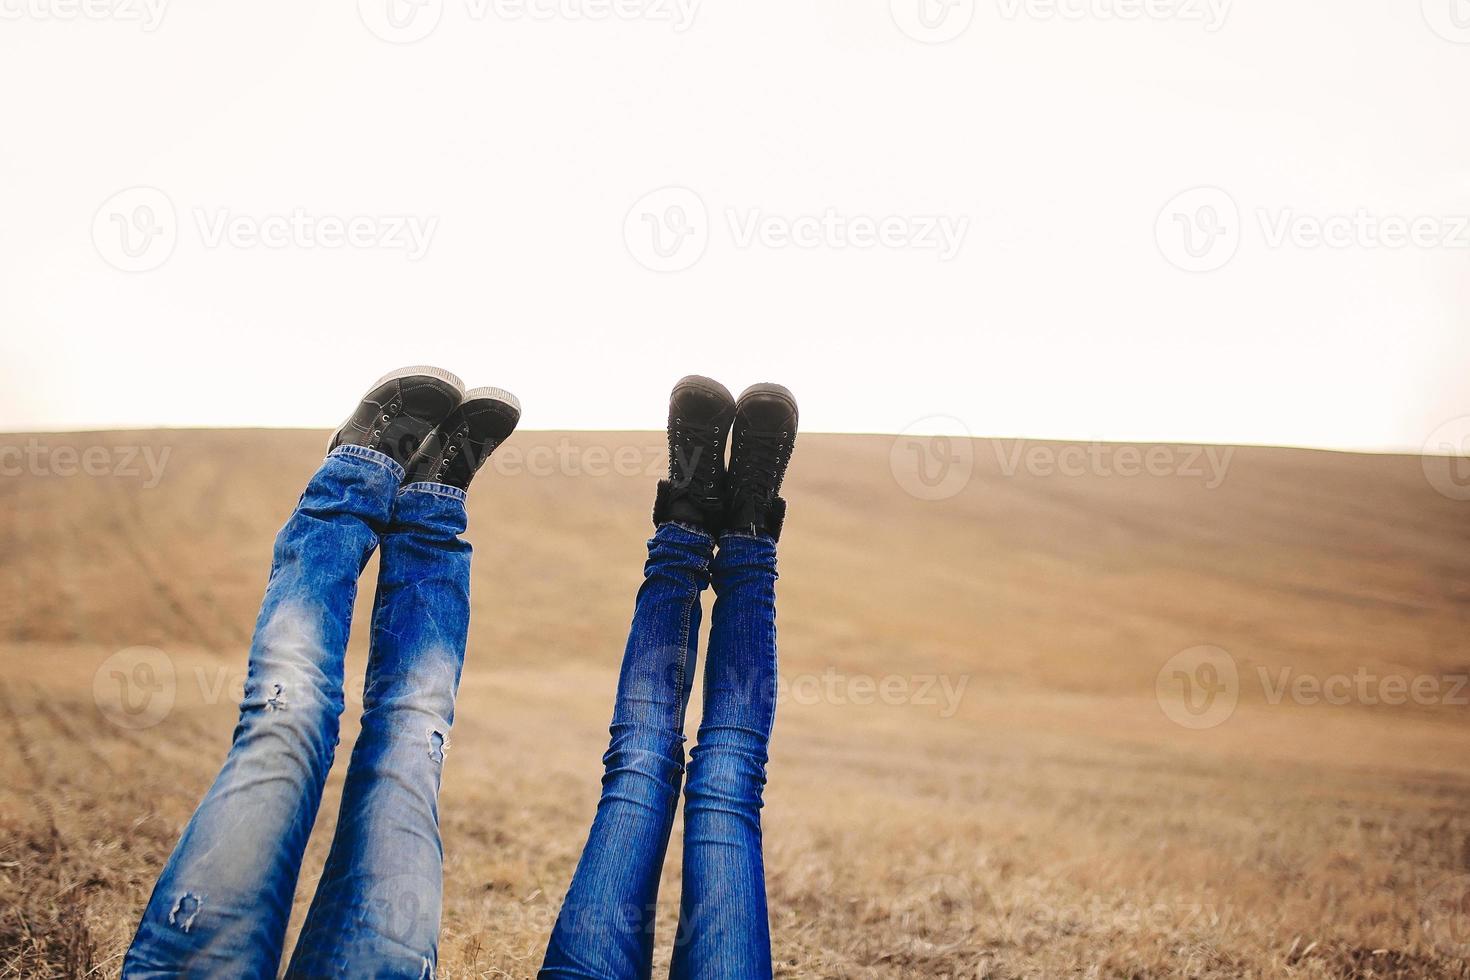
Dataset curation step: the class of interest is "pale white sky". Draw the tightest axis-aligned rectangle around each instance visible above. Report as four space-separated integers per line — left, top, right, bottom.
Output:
1 0 1467 451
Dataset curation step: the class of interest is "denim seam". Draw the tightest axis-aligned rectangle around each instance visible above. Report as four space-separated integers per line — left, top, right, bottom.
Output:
662 520 716 546
397 481 468 502
674 585 693 744
328 444 406 482
672 553 711 746
719 530 771 544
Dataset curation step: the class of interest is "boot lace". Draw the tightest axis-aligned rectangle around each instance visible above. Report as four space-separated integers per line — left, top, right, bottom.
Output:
731 427 790 503
670 416 725 501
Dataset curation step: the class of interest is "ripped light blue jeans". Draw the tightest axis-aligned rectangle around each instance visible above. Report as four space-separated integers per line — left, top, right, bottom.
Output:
540 523 780 980
123 445 472 979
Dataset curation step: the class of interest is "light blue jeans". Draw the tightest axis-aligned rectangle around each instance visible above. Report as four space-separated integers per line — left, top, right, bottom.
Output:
540 523 780 980
123 446 472 979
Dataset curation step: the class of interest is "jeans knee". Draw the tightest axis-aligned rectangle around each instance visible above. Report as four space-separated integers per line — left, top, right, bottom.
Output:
685 739 768 809
236 672 342 759
599 724 687 812
358 674 458 762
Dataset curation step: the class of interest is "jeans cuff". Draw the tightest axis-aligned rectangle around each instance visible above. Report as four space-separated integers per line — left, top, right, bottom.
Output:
719 529 776 545
399 481 468 502
328 444 405 482
657 520 716 546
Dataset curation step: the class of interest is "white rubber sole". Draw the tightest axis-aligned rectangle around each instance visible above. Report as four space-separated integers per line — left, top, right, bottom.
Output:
463 386 521 414
368 364 465 395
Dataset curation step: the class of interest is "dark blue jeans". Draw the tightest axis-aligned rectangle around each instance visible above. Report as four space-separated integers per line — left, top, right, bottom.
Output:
123 446 472 979
540 523 780 980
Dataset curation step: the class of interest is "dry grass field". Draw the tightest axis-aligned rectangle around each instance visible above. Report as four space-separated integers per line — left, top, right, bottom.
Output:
2 429 1469 978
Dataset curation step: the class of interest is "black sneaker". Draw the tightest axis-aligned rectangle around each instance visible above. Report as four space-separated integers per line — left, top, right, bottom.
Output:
652 375 736 534
328 366 465 468
725 383 798 541
403 386 522 491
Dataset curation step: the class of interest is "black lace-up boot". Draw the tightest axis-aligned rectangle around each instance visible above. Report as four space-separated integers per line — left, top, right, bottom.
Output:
329 366 466 467
403 387 522 491
652 375 736 535
725 383 798 541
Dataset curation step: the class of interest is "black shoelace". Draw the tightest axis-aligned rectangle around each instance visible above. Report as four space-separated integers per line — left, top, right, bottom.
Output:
731 427 790 502
670 416 725 499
